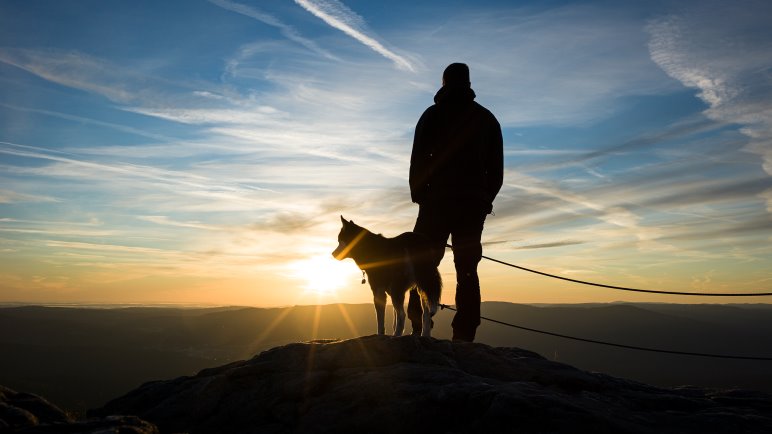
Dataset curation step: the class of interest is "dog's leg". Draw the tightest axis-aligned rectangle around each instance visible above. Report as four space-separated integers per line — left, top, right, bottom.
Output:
373 290 386 335
392 291 406 337
416 268 441 337
420 296 433 337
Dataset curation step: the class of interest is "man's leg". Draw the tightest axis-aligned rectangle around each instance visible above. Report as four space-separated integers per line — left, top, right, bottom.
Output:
450 209 486 342
410 204 450 334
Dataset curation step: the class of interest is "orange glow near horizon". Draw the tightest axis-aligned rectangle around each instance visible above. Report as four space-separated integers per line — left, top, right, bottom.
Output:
2 242 772 307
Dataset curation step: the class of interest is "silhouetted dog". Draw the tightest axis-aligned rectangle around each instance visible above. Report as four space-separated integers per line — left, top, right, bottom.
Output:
332 216 442 337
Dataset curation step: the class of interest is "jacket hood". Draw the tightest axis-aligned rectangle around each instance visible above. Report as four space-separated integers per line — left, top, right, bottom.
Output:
434 85 476 104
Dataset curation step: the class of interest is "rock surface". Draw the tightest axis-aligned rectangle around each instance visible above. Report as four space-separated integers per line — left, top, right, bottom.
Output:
91 335 772 434
0 385 157 433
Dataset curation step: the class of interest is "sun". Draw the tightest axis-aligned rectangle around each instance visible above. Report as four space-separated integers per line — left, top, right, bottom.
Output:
290 254 357 296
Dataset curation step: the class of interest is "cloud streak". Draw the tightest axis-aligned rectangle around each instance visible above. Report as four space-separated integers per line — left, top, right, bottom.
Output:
515 240 585 250
208 0 337 60
294 0 415 71
1 103 177 142
647 1 772 211
0 48 135 102
0 188 59 204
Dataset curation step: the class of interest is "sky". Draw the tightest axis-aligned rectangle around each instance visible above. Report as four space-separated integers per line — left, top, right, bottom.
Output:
0 0 771 307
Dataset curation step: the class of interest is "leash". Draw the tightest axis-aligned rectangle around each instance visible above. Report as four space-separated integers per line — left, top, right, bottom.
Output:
439 304 772 361
446 244 772 297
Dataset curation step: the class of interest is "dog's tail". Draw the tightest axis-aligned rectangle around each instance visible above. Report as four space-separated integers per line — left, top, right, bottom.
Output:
418 267 442 317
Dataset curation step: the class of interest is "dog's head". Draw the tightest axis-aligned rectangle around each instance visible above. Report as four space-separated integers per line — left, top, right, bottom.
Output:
332 216 366 261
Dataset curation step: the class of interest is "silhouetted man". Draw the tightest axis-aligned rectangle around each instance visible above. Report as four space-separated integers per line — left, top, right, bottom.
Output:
408 63 503 342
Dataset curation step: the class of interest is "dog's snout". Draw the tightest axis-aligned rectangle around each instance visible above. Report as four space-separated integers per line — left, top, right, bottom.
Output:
332 244 344 260
332 241 349 260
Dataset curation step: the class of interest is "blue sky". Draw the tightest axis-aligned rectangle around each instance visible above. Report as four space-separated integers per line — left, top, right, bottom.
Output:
0 0 770 306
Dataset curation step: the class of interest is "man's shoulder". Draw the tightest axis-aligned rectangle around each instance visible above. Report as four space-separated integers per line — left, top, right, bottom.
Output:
472 101 495 117
471 101 500 126
422 104 440 115
417 104 441 124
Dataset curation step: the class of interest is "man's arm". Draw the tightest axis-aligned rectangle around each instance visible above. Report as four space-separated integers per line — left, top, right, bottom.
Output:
409 110 431 204
485 117 504 208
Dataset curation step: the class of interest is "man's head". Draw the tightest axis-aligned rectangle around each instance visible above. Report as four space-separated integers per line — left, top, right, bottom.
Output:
442 63 470 87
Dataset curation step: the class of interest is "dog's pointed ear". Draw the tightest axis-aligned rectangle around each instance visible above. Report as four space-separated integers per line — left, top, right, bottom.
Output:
340 215 347 225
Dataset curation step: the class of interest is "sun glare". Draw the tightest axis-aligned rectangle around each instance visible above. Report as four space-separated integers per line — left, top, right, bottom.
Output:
291 254 357 296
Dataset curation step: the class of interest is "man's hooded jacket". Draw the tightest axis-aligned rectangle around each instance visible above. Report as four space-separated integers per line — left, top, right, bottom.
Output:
409 84 503 213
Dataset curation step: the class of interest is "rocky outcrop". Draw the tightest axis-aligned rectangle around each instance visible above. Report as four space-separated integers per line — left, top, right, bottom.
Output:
92 335 772 434
0 385 157 433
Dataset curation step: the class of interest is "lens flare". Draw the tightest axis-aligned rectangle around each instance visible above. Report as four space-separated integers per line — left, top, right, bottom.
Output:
290 254 357 295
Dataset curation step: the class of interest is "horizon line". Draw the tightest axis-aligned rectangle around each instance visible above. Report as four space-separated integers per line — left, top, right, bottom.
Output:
1 300 771 310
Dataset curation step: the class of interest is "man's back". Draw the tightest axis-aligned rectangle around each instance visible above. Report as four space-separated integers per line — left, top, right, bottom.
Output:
409 83 502 213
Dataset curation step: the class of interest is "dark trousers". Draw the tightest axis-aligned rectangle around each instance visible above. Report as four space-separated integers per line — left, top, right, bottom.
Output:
409 201 487 342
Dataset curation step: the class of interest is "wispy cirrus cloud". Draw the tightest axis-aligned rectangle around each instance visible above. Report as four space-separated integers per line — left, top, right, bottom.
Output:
294 0 416 71
0 103 177 142
515 240 585 250
125 106 285 125
208 0 337 60
646 1 772 211
137 215 219 231
0 47 229 109
0 48 135 102
0 141 214 188
0 227 116 237
0 219 118 239
0 141 287 214
0 188 59 204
